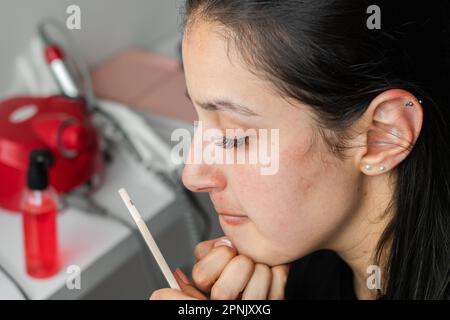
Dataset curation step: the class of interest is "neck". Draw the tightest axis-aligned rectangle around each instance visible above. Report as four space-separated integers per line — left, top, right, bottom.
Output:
328 172 396 300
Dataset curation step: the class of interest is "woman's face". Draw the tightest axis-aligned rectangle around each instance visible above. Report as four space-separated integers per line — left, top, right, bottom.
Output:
182 21 364 266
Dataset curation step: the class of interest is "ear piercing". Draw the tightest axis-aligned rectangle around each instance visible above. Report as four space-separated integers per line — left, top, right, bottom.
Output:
364 164 386 172
405 100 423 107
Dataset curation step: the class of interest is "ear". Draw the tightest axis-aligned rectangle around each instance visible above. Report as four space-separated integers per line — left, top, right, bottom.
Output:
354 89 423 175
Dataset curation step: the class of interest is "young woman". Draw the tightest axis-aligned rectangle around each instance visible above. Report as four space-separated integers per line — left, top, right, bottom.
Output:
151 0 450 299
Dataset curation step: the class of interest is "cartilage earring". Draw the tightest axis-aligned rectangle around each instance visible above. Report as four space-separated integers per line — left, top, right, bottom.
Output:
379 165 386 172
405 101 414 107
364 164 372 171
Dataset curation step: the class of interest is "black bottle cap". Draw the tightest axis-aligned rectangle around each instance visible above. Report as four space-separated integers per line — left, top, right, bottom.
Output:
27 149 54 190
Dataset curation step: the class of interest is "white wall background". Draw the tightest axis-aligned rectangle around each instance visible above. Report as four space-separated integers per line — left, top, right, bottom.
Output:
0 0 185 95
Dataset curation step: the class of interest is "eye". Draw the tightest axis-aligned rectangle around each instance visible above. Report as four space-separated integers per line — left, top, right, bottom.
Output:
215 136 250 149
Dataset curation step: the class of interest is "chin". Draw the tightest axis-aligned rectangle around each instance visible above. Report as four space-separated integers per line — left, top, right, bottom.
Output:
220 220 302 266
227 237 292 266
243 248 289 266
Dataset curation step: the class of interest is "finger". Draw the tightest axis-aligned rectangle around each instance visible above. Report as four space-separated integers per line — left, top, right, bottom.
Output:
194 239 217 261
241 264 272 300
192 245 237 293
149 288 197 300
210 255 255 300
268 264 289 300
194 236 234 261
174 268 207 300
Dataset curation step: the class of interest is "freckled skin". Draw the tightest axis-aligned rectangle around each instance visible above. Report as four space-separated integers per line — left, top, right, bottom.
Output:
182 21 364 266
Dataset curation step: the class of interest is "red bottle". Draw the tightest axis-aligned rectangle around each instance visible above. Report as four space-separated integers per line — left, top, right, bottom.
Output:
21 150 59 278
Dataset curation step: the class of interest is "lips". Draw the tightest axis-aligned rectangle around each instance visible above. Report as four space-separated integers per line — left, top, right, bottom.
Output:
218 213 249 226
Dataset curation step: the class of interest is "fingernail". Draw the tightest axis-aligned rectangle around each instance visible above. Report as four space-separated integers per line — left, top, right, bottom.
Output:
175 268 190 285
213 237 234 248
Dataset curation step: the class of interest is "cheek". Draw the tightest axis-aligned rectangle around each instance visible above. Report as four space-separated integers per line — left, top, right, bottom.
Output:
228 136 360 259
229 143 320 238
267 146 360 245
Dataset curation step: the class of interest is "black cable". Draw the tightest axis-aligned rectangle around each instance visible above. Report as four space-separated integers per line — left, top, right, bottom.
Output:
181 186 212 241
153 170 212 241
91 105 143 163
0 263 30 300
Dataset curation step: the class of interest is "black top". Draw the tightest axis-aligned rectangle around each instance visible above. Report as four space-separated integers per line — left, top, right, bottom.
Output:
285 250 357 300
285 250 450 300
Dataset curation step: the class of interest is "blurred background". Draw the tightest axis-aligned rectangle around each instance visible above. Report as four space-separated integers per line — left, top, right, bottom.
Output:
0 0 222 299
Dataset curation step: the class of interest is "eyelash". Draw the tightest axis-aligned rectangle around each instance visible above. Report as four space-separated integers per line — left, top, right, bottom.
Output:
215 136 250 149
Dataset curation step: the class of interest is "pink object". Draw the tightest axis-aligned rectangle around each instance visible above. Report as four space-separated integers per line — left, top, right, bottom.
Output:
91 49 197 122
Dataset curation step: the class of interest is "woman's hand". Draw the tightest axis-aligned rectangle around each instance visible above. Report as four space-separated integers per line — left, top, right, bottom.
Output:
149 267 207 300
192 237 289 300
150 237 289 300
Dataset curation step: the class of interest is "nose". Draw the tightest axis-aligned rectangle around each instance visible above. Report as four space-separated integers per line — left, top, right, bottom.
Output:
181 132 226 193
182 162 226 192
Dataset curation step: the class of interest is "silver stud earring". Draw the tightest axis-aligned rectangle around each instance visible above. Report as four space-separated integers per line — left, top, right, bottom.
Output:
379 165 386 172
364 164 372 171
405 101 414 107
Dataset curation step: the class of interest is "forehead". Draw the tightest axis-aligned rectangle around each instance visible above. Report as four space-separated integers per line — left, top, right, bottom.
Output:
181 20 313 127
182 22 281 111
183 22 259 89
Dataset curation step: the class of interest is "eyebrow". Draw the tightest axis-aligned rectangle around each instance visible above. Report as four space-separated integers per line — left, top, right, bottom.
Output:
185 91 260 117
